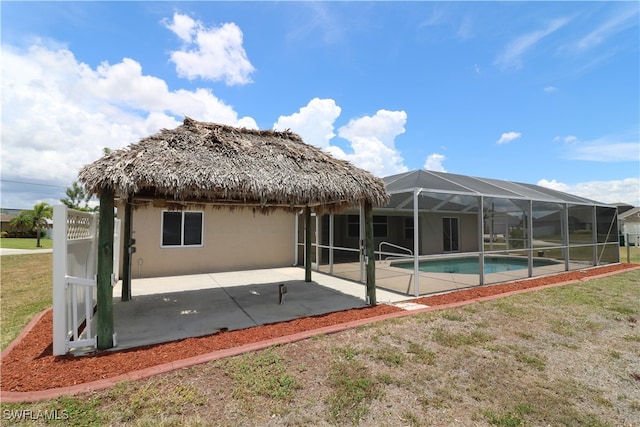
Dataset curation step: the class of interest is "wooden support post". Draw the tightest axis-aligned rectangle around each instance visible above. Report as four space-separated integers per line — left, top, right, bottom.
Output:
364 201 376 305
305 206 312 282
97 190 115 350
121 198 132 301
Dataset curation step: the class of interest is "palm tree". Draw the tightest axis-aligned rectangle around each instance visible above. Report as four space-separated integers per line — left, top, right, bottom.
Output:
10 202 53 247
32 202 53 247
9 211 34 233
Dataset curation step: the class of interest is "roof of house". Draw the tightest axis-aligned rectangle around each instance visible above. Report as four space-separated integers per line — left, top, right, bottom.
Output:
382 169 611 209
79 118 389 212
619 207 640 222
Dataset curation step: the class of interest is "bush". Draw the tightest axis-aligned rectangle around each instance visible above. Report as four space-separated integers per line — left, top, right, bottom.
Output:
0 231 7 238
5 230 39 238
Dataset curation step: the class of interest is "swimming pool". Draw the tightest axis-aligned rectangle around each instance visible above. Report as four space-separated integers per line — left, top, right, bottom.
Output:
392 256 560 275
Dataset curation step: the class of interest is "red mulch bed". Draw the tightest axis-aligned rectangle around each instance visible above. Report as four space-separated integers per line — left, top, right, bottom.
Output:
1 264 636 392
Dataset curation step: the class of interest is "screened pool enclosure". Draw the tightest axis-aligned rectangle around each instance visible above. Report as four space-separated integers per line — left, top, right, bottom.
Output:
296 170 619 296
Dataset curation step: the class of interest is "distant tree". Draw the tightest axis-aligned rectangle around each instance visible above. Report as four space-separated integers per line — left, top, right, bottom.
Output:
10 202 53 247
60 181 97 211
9 211 34 232
31 202 53 247
60 181 89 210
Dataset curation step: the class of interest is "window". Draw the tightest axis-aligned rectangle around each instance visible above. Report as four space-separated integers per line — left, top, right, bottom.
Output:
347 215 359 238
443 217 459 252
404 217 414 239
162 211 203 247
347 215 387 238
373 216 388 238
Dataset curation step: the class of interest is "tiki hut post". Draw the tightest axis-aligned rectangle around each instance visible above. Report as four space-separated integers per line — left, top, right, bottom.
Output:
304 206 312 282
364 201 376 305
97 189 115 350
121 197 133 301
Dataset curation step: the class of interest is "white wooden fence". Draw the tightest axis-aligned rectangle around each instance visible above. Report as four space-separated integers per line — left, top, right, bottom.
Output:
52 206 120 355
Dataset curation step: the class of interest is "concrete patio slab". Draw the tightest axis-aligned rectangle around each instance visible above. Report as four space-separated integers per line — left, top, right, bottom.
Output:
108 267 408 350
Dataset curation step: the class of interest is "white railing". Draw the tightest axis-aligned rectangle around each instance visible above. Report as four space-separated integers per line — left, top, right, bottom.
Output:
53 206 99 355
378 241 413 261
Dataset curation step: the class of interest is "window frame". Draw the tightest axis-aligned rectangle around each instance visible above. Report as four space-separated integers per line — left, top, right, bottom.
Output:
160 210 204 248
347 214 388 238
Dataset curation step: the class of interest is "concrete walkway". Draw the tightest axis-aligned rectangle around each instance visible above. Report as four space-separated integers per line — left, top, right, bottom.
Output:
108 267 409 350
0 248 53 256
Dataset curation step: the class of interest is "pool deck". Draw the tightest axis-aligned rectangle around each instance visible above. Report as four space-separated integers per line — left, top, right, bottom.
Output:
320 259 587 296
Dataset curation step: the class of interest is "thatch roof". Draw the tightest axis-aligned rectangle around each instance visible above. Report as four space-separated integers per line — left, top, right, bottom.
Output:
79 118 389 212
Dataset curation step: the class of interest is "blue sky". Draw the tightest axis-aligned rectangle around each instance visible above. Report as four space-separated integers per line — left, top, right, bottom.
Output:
2 1 639 209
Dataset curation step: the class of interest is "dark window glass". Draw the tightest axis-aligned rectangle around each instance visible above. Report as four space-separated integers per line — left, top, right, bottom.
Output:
443 217 459 252
347 215 359 238
373 216 388 238
162 211 203 247
184 212 203 246
404 217 414 239
162 212 182 246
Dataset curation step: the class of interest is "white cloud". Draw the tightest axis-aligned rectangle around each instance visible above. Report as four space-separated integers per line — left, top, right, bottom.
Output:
163 12 255 85
495 18 570 70
538 178 640 206
575 5 639 51
554 135 578 143
497 131 522 145
558 131 639 162
274 100 408 177
1 43 256 208
336 110 408 177
273 98 341 148
544 86 557 92
424 153 447 172
164 12 197 43
570 143 639 162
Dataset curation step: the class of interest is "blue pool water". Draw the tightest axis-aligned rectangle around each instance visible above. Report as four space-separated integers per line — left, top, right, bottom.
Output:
392 256 559 275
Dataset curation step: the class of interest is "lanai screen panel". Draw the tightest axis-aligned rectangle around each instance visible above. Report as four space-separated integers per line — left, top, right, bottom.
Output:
431 172 523 198
321 170 619 296
596 206 619 264
385 170 476 195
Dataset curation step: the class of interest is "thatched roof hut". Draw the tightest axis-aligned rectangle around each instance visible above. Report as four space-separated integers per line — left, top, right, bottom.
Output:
75 119 388 351
79 118 389 212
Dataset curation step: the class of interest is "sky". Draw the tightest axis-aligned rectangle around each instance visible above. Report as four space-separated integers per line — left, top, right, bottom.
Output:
1 1 639 210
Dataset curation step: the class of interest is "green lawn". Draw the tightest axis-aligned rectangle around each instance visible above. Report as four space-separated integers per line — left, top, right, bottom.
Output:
621 245 640 264
0 253 53 350
0 238 53 249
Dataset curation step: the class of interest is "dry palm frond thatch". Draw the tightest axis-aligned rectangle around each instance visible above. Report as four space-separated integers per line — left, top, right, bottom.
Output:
79 118 389 212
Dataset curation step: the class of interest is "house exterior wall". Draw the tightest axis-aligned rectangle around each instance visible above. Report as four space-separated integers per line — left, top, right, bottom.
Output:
421 212 479 254
319 213 418 261
310 211 480 262
123 205 295 278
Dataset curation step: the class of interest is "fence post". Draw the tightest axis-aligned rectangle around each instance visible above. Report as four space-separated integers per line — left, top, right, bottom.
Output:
305 206 312 282
52 205 67 356
97 190 115 350
364 201 376 306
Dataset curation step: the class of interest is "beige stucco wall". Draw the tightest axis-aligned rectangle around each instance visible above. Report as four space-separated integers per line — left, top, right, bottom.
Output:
122 205 295 278
421 212 479 254
310 211 481 261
